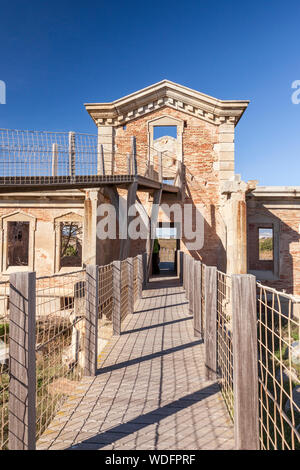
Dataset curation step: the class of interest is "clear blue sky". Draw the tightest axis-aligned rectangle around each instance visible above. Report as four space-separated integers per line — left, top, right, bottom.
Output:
1 0 300 186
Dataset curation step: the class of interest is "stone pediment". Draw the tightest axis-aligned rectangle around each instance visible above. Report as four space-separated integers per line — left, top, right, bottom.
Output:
84 80 249 127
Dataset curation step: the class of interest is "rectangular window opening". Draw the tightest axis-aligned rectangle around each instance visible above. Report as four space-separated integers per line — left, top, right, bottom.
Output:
7 221 29 266
60 222 82 268
259 227 274 261
153 125 177 140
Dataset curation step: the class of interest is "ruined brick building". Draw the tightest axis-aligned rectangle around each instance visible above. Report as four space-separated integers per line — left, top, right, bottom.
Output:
0 80 299 295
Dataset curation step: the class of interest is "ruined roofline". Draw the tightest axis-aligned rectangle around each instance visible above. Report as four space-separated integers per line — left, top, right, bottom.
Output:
250 186 300 198
84 79 249 127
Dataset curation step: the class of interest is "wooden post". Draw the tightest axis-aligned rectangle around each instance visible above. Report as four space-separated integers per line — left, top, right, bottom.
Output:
84 265 99 376
187 256 190 305
9 272 36 450
137 254 143 298
112 260 121 335
68 131 76 178
182 253 185 289
188 256 194 315
52 143 58 176
232 274 259 450
119 182 138 261
204 266 217 380
193 260 202 338
131 136 138 176
73 280 85 361
127 258 134 315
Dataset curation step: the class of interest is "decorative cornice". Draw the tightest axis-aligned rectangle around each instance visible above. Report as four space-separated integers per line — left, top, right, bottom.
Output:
249 186 300 199
84 80 249 127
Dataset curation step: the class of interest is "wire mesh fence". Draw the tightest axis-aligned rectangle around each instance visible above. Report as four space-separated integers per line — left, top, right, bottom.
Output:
216 270 234 421
133 256 139 306
35 270 85 440
0 253 144 450
0 281 9 450
0 129 181 187
120 260 129 322
115 136 180 184
98 263 113 339
257 283 300 450
0 129 98 182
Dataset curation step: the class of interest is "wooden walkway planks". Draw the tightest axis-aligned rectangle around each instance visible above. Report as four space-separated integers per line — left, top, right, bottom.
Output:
37 277 234 450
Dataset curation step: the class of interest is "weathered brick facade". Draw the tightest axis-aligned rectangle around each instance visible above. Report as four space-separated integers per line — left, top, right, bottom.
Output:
247 187 300 295
0 81 299 296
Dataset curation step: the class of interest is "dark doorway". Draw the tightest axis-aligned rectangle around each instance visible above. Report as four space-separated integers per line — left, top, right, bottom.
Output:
156 222 180 275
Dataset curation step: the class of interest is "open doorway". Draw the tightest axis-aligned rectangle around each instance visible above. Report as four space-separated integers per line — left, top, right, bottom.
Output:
155 222 180 275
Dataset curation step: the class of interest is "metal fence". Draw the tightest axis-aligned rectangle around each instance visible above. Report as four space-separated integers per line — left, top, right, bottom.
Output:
0 129 97 181
0 281 9 450
257 283 300 450
216 271 234 420
0 129 181 186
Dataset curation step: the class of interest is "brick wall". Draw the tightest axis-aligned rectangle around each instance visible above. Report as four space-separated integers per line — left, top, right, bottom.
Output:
247 202 300 295
114 106 226 267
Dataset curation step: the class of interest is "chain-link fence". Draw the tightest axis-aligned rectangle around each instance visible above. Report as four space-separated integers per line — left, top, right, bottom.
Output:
0 129 182 187
0 281 9 450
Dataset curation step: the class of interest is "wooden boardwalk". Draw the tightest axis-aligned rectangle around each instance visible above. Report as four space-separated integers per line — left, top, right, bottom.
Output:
37 276 234 450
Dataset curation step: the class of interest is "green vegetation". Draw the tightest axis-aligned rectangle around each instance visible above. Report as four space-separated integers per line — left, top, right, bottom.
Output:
62 245 78 257
259 237 273 252
259 237 273 260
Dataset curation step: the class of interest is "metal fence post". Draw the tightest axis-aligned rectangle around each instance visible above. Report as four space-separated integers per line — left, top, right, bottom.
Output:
127 257 134 315
137 254 143 298
232 274 259 450
112 260 121 335
193 260 202 338
68 131 76 178
84 265 99 376
204 266 217 380
9 271 36 450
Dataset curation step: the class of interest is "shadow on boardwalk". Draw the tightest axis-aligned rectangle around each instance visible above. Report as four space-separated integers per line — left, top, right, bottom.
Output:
37 275 234 450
